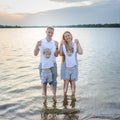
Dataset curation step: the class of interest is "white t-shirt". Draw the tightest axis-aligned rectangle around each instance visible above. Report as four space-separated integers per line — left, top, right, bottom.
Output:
39 38 56 67
63 43 77 67
39 45 53 69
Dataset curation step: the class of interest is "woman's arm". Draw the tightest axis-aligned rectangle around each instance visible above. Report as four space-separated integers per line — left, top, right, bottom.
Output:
59 40 65 56
75 39 83 55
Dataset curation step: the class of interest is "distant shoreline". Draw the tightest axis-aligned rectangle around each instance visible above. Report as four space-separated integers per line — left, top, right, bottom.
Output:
0 23 120 28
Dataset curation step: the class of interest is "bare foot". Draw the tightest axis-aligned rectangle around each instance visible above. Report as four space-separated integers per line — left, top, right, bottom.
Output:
64 93 67 99
71 95 76 101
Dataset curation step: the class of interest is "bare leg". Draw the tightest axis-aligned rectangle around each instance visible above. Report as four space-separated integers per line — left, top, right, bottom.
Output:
52 63 57 98
54 85 56 99
64 80 69 98
71 80 76 101
50 84 56 101
63 80 66 97
64 80 71 96
69 80 72 90
42 83 47 101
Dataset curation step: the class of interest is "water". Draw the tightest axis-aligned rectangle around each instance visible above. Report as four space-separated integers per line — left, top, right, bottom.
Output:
0 28 120 120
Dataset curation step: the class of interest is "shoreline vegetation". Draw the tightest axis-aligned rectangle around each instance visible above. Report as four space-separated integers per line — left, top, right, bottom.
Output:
0 23 120 28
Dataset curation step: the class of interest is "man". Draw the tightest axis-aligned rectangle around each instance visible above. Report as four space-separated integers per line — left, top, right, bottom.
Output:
34 26 58 101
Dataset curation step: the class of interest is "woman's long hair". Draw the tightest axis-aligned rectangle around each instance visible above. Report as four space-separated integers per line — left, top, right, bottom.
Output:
61 31 73 62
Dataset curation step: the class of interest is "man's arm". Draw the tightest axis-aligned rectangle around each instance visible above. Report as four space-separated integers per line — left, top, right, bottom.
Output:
54 41 59 57
34 40 41 56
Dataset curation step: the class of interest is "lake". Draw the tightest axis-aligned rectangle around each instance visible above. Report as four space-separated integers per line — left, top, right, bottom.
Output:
0 28 120 120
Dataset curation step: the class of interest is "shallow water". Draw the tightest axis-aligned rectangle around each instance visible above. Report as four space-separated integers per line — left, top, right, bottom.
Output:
0 28 120 120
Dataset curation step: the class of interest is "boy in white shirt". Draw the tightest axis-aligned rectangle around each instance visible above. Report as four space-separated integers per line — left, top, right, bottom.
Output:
40 48 55 101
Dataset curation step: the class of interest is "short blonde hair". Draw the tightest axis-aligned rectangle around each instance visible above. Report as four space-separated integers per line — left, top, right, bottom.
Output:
47 26 54 31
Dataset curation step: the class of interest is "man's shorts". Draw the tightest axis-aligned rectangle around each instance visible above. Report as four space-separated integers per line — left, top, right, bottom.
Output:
50 63 57 88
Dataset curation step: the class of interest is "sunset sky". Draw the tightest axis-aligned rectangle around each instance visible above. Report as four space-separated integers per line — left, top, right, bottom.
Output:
0 0 120 26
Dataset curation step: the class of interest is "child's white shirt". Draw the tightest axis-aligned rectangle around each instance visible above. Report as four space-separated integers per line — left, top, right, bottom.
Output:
39 38 55 68
63 43 77 67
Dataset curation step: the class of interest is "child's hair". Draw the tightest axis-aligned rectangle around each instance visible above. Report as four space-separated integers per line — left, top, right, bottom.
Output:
43 48 51 55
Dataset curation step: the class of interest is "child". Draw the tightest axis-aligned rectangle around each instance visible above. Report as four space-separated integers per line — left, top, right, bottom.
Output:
62 42 77 100
40 47 56 101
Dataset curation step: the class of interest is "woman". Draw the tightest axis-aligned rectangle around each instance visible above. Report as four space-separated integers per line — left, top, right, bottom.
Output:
59 31 83 100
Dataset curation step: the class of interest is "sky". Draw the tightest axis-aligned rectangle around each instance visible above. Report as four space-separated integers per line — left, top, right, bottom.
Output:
0 0 120 26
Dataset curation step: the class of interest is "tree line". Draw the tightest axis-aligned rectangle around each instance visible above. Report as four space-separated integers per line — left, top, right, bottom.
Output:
0 25 21 28
0 23 120 28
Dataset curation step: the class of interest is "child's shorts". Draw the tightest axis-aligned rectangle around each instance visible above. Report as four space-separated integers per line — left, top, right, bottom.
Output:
61 62 78 81
41 71 53 84
65 66 77 80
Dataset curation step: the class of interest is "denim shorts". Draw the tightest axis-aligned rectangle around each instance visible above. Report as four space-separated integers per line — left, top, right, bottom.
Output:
39 63 57 88
50 63 57 88
61 62 78 81
65 66 77 80
41 71 53 84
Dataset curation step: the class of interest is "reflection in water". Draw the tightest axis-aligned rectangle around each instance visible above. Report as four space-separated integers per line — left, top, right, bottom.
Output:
63 96 79 120
63 95 76 108
41 99 57 120
41 113 57 120
41 96 79 120
63 114 79 120
70 99 76 108
63 95 68 109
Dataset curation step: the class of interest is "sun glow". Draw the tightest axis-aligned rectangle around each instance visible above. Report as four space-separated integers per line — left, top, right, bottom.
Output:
0 11 24 20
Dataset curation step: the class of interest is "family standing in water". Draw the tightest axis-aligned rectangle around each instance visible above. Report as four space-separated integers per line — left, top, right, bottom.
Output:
34 26 83 102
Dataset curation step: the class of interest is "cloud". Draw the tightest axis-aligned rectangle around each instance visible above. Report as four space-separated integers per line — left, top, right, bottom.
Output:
20 1 120 26
0 11 24 25
50 0 118 6
50 0 102 3
50 0 84 2
49 0 111 8
0 0 119 26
